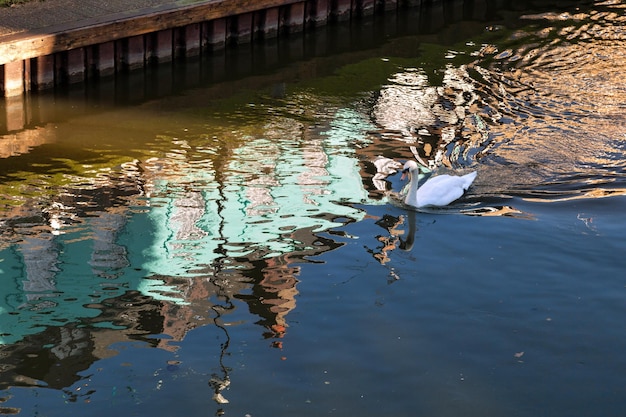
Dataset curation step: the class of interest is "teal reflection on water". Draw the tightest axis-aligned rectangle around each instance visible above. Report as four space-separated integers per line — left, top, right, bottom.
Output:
0 106 376 345
140 108 374 280
0 215 142 344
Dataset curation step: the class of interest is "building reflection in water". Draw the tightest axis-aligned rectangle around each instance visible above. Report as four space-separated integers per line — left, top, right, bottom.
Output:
0 97 373 404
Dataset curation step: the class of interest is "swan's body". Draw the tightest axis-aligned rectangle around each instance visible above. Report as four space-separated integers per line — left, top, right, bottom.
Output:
401 160 477 208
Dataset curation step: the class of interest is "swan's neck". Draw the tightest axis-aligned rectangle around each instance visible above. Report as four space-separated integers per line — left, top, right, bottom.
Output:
405 171 422 206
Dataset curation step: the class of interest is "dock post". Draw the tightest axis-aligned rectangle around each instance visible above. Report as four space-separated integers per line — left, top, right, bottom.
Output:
281 2 306 33
96 41 116 78
381 0 398 11
334 0 353 21
175 23 201 59
203 18 227 51
66 48 86 84
148 29 174 63
306 0 330 26
31 55 55 91
359 0 376 16
255 8 280 39
119 35 146 71
1 61 25 97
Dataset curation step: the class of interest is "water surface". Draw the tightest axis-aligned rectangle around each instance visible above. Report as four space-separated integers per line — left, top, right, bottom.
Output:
1 1 626 416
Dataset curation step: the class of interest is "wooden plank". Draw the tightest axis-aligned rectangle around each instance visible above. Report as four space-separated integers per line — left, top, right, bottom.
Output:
0 0 304 66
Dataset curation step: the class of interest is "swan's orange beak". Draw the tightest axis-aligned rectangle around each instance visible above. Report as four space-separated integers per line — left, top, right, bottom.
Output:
401 169 409 181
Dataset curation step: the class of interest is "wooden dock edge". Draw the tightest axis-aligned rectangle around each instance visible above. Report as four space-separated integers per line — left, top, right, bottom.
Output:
0 0 426 97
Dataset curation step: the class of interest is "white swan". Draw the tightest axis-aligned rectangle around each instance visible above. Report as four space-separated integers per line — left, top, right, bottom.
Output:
401 160 477 208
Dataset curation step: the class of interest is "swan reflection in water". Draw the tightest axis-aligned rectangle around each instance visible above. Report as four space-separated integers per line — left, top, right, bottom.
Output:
368 199 530 276
368 212 418 282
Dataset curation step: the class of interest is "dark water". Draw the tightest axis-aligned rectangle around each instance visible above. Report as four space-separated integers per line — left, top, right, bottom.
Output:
1 1 626 416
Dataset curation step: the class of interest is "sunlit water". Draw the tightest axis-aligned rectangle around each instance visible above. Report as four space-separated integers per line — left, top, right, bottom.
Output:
1 1 626 416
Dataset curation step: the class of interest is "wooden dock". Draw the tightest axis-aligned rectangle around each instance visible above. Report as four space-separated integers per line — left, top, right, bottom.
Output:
0 0 428 98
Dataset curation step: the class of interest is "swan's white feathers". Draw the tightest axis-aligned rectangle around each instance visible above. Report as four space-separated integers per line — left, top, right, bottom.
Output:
402 160 476 208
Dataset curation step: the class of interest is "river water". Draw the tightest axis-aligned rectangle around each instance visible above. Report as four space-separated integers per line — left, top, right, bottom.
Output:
1 1 626 416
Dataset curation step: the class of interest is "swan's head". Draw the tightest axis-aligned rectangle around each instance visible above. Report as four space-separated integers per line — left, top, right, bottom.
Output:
402 160 418 171
401 160 420 180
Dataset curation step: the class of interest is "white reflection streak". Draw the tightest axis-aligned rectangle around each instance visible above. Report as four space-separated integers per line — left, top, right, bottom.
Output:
142 156 213 265
299 137 330 206
374 69 437 137
88 211 129 276
169 192 208 242
19 235 58 304
243 139 280 217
